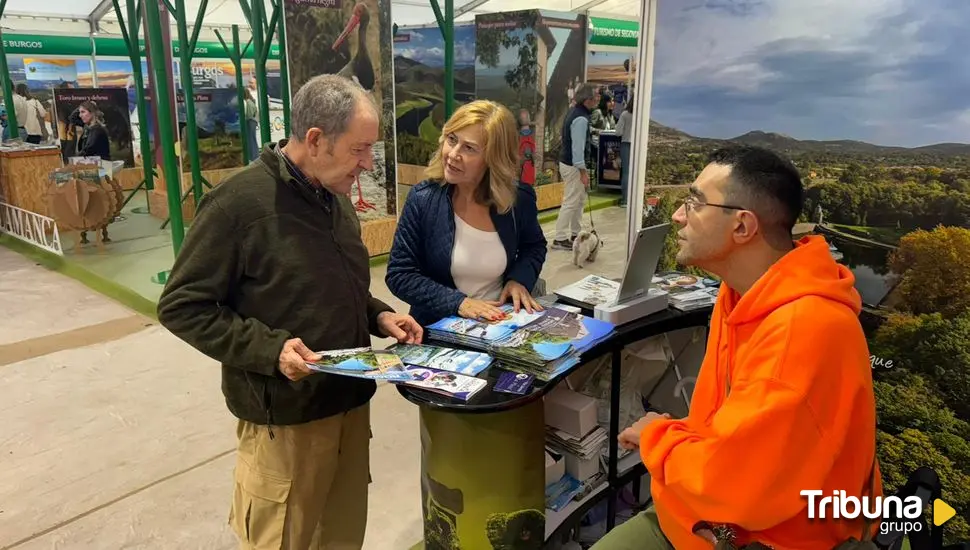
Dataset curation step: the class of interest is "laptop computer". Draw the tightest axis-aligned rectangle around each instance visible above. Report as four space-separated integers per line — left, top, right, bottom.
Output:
551 222 670 310
614 222 669 305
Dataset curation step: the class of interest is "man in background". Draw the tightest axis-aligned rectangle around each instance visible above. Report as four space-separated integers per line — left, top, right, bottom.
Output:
157 74 422 550
552 83 599 250
594 145 880 549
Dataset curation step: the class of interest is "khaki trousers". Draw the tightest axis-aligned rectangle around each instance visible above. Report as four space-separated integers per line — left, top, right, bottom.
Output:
228 403 371 550
554 162 588 242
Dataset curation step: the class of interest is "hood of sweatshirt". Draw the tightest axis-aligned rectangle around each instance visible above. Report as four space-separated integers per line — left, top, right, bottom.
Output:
720 235 861 326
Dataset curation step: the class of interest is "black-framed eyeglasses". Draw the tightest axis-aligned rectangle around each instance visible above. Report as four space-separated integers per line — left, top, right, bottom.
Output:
679 195 747 212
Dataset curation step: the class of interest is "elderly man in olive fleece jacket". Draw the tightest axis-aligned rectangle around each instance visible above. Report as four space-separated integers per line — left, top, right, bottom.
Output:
156 75 422 550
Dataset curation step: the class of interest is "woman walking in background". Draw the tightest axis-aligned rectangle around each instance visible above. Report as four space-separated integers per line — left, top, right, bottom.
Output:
614 95 634 207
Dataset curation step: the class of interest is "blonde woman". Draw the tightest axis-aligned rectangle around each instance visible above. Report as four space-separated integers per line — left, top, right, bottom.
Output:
386 100 548 326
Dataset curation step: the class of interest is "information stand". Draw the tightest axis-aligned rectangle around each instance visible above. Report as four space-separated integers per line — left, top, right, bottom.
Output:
397 305 713 549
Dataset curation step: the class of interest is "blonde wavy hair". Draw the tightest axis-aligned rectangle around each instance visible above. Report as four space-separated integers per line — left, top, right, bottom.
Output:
425 100 519 214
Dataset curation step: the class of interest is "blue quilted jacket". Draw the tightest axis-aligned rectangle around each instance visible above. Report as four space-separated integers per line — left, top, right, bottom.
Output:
386 179 548 327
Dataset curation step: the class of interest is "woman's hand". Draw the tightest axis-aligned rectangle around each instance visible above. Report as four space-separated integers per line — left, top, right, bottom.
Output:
499 281 543 314
458 298 506 321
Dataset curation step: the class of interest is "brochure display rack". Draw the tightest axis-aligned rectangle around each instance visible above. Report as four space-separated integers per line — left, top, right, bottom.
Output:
397 304 713 548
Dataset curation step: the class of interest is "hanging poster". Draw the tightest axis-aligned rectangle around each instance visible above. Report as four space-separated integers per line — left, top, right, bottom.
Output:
645 0 970 542
475 10 586 185
52 88 135 167
393 23 476 167
177 88 244 171
282 0 397 222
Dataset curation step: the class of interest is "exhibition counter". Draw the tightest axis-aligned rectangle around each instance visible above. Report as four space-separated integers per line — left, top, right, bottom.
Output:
397 304 713 549
0 147 64 216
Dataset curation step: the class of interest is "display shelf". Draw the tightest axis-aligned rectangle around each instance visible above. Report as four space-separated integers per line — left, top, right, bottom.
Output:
545 447 648 541
546 480 609 540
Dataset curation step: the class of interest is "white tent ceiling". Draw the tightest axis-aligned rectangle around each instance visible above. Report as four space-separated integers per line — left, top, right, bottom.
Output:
1 0 640 37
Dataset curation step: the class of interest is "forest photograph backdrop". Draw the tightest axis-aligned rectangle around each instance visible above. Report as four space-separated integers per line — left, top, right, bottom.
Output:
640 0 970 541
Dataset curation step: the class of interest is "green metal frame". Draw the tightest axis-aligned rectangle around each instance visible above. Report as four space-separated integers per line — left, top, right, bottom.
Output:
430 0 455 119
143 0 186 254
239 0 281 146
215 25 254 164
0 0 20 134
274 0 291 137
173 0 212 207
111 0 156 216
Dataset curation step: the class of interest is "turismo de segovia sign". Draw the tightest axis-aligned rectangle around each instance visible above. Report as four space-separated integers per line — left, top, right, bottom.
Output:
588 17 639 48
0 202 63 256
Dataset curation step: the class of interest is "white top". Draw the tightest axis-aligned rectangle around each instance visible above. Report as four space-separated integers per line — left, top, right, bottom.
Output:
451 214 507 301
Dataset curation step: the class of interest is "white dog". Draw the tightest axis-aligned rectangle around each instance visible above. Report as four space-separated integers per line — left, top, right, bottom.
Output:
572 229 602 268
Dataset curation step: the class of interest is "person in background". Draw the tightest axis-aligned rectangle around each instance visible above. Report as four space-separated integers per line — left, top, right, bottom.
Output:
517 108 536 186
592 145 880 550
552 83 599 250
243 86 259 162
614 95 634 207
591 91 615 133
10 84 29 140
1 107 9 141
15 84 46 144
157 74 422 550
386 99 548 326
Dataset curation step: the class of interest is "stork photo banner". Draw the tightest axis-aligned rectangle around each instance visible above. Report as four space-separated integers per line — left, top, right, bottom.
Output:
282 0 397 223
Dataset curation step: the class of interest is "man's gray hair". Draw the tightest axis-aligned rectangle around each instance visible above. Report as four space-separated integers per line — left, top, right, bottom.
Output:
290 74 376 144
573 83 598 104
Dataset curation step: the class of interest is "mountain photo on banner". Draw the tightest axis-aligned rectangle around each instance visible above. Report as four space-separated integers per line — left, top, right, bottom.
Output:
178 88 244 171
283 0 397 221
641 0 970 541
52 88 135 167
393 23 476 166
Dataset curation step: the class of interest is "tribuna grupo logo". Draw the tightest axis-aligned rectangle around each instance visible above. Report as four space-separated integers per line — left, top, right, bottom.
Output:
801 490 925 535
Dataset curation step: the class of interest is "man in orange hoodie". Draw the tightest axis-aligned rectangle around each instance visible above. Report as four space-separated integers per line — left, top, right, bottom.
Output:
592 145 881 550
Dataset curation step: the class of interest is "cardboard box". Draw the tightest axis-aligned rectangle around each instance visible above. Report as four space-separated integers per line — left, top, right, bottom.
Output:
546 450 565 487
565 452 601 483
544 386 598 438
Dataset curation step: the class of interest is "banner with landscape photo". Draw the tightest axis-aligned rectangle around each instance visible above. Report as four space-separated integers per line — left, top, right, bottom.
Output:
283 0 397 222
177 88 243 171
52 88 135 167
642 0 970 540
475 10 585 185
393 23 476 167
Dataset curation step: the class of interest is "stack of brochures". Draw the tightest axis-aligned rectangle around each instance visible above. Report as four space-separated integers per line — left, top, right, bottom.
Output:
489 307 616 381
553 274 622 310
307 346 411 381
654 272 720 311
425 304 546 349
388 343 493 376
386 343 493 401
426 304 616 382
308 344 490 401
395 365 488 401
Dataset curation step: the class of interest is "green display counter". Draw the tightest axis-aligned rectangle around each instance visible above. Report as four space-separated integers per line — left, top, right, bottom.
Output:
419 399 546 550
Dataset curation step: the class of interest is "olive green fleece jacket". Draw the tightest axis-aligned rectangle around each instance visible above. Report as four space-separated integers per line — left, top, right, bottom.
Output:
157 142 393 426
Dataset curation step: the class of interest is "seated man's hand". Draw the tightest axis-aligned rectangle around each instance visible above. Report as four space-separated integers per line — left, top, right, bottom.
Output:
278 337 321 382
377 311 423 344
618 411 671 450
500 281 543 314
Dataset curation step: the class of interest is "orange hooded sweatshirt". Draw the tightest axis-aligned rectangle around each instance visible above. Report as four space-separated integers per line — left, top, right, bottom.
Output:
640 235 882 550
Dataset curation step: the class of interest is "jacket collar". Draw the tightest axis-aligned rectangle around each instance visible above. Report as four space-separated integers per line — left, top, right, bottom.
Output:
260 139 335 209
